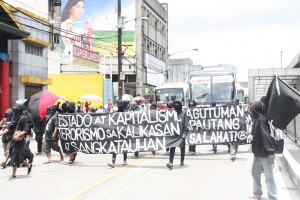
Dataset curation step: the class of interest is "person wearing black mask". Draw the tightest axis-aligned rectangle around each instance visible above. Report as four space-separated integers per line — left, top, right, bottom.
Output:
21 110 35 165
250 100 277 200
167 100 188 169
9 104 32 178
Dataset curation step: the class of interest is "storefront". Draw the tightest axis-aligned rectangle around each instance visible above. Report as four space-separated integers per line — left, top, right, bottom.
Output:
0 2 30 118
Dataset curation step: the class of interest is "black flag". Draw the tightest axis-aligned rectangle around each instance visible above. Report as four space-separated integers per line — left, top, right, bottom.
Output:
263 76 300 130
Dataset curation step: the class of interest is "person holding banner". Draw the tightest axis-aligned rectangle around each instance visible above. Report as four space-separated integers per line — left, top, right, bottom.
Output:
166 100 188 169
250 101 277 200
66 102 79 165
107 100 129 168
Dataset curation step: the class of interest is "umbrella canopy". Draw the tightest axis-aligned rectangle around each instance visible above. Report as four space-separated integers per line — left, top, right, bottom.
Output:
24 90 60 121
134 96 145 102
80 94 102 102
15 98 27 104
122 94 133 102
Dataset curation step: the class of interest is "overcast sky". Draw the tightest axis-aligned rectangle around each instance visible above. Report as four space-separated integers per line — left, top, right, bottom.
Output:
158 0 300 80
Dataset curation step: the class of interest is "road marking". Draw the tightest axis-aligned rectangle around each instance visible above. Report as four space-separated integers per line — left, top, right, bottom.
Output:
63 153 153 200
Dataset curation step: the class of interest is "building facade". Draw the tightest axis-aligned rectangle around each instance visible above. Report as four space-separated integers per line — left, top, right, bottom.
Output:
168 58 202 83
0 0 52 117
48 0 168 101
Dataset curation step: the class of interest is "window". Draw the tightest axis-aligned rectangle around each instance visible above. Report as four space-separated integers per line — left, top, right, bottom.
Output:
25 43 43 57
54 33 60 44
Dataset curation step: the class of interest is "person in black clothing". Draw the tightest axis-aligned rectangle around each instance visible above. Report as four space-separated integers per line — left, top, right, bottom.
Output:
35 117 45 155
250 101 277 200
107 100 129 168
167 100 188 169
67 101 78 165
9 104 32 178
21 110 34 164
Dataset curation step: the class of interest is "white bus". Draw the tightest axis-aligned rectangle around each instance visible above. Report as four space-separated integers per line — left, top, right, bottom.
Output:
189 68 242 106
154 82 190 110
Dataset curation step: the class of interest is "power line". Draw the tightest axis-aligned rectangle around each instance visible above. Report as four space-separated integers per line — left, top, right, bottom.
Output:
1 1 167 72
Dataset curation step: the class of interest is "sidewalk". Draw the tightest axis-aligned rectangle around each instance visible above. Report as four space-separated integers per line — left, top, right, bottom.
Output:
281 133 300 191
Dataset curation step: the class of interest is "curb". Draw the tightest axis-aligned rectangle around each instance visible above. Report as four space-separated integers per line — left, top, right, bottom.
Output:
282 148 300 191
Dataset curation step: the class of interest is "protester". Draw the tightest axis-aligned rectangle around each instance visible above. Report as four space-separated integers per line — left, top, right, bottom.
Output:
107 100 129 168
77 101 83 112
42 106 64 164
0 108 13 168
96 105 105 113
66 102 78 165
84 101 91 113
149 103 157 110
107 100 113 113
250 100 277 200
22 110 34 165
166 100 188 169
35 117 45 155
9 104 32 178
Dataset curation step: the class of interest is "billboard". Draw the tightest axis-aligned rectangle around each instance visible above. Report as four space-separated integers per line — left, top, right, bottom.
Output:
61 0 135 69
145 53 166 86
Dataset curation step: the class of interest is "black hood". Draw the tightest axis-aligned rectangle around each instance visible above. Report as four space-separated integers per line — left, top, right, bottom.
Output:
173 100 182 113
67 101 76 113
5 108 13 121
250 101 264 120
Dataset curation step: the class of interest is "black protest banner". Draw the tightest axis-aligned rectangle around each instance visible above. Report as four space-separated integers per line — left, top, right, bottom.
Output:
186 105 252 145
57 110 183 154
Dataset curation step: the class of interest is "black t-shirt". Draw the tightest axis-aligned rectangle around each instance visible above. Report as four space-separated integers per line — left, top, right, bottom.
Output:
16 116 29 133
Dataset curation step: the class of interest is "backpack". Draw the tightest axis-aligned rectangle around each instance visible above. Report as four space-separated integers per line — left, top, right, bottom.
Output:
268 121 284 154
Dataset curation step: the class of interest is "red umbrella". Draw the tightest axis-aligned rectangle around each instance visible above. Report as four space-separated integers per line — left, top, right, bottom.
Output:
25 90 60 121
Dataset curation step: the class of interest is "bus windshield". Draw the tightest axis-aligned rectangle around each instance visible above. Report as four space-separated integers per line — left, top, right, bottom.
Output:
190 75 234 105
155 88 184 104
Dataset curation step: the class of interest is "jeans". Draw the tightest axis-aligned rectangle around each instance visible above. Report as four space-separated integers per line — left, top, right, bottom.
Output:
252 156 277 200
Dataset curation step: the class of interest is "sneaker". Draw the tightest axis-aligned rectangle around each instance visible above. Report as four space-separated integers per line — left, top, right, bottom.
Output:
134 152 139 158
231 155 236 162
107 163 115 168
213 147 217 153
1 162 6 169
123 160 127 165
68 160 74 165
35 152 42 155
180 161 185 166
27 164 32 174
166 163 173 169
152 151 156 155
10 174 16 179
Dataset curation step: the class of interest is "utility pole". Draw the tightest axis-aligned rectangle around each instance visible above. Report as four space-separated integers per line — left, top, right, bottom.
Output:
117 0 122 100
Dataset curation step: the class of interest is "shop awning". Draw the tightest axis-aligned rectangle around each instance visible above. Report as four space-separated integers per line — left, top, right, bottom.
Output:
0 22 30 39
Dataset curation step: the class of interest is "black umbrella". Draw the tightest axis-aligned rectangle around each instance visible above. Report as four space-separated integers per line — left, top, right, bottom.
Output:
263 76 300 130
24 90 60 121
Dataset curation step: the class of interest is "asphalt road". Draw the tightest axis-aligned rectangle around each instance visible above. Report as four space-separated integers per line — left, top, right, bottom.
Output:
0 140 299 200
